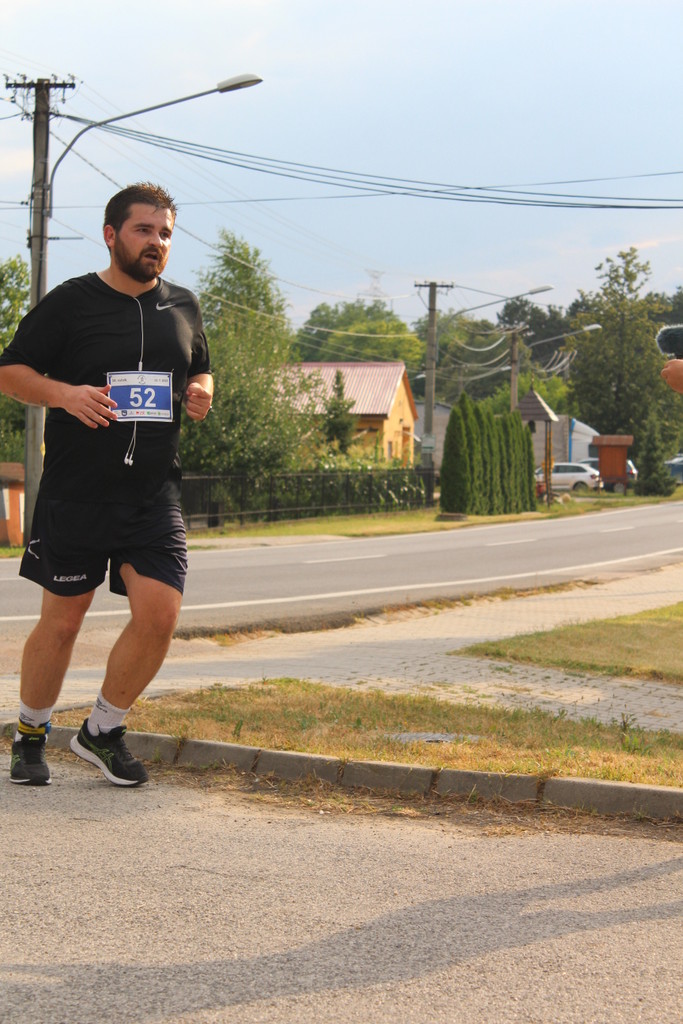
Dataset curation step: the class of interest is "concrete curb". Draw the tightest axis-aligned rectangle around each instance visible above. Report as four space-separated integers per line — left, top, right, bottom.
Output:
27 725 681 821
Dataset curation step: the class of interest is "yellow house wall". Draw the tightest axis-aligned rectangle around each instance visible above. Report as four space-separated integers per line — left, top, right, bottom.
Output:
354 381 415 464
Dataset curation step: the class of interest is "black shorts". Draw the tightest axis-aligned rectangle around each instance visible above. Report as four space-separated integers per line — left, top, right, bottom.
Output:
20 499 188 597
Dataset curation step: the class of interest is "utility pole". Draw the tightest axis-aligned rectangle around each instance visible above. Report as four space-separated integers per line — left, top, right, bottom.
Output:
510 327 519 411
414 280 453 503
509 323 527 411
6 77 74 538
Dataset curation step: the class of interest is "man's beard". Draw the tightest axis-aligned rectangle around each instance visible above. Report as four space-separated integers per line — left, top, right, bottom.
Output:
113 238 168 283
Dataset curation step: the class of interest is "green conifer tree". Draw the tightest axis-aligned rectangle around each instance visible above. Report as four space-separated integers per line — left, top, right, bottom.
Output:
634 414 677 496
440 406 471 513
474 404 492 514
486 409 504 514
499 415 516 512
459 393 484 514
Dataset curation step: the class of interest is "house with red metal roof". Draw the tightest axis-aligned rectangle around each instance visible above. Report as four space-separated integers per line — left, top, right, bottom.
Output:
293 362 418 464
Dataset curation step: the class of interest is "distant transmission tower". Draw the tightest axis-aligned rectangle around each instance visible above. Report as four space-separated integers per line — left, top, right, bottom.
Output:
357 269 389 304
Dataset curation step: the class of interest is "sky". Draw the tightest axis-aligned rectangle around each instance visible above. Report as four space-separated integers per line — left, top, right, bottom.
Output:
3 0 683 345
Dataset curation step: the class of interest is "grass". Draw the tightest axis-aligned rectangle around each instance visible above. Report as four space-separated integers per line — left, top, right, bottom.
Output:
10 488 683 795
186 487 683 542
459 602 683 686
50 676 683 789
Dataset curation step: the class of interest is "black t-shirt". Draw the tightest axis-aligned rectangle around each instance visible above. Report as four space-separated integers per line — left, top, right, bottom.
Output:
0 273 211 506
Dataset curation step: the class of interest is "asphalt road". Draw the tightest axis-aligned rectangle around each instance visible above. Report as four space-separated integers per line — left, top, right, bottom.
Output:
2 501 683 633
1 755 681 1024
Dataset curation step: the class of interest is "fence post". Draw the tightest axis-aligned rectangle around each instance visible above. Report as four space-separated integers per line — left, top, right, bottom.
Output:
269 475 275 522
239 475 245 525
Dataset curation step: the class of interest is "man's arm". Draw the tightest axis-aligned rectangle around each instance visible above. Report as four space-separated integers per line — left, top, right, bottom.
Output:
661 360 683 394
183 373 213 421
0 364 118 429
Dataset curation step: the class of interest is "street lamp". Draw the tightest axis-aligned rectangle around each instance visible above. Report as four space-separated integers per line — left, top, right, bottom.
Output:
24 73 262 537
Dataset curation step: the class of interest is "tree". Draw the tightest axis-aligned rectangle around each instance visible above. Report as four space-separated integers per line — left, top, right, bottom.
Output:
497 415 513 513
296 300 422 369
458 392 484 513
483 407 504 514
0 255 29 346
634 412 676 497
182 231 320 475
322 370 356 453
566 248 680 460
413 311 504 404
440 405 471 514
0 255 30 462
481 373 574 419
497 299 572 369
649 285 683 329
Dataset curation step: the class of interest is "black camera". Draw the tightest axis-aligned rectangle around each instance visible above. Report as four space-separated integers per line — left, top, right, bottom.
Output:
656 325 683 359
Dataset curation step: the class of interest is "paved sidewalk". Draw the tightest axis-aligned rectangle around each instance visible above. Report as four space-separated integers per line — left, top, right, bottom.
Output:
1 562 683 733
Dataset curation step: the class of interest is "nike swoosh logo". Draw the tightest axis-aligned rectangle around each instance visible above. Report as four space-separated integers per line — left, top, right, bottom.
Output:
156 302 176 310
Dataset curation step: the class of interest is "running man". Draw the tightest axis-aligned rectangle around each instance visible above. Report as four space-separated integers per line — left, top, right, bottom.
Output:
0 182 213 787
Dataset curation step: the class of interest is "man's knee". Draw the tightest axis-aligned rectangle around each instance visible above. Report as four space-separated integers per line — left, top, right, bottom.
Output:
122 568 182 640
138 598 180 640
39 591 94 644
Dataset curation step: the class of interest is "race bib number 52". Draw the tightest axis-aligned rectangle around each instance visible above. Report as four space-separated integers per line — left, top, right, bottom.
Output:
107 371 173 421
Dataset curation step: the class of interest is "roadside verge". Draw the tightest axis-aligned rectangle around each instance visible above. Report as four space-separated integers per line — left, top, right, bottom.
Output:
38 725 683 822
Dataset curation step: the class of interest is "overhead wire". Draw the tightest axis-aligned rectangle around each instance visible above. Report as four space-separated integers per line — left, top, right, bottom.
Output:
62 118 683 210
50 118 372 303
54 90 390 278
9 73 672 365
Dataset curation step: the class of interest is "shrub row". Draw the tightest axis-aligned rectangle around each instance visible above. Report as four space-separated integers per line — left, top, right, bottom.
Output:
440 395 536 515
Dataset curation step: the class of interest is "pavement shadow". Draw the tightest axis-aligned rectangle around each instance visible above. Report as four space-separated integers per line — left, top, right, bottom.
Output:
3 856 682 1022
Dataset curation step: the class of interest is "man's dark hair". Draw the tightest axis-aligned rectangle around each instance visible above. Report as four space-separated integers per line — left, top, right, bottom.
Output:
104 182 177 231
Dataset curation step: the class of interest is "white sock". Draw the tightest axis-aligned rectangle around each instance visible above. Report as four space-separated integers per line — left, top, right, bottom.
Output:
87 691 129 736
15 701 54 742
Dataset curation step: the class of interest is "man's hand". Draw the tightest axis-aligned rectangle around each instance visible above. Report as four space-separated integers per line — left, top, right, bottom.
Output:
184 380 213 421
60 383 118 428
661 360 683 394
0 364 118 429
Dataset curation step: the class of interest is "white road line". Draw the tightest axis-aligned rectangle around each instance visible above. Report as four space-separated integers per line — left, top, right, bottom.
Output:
305 554 387 564
2 545 683 623
601 527 635 533
486 539 535 547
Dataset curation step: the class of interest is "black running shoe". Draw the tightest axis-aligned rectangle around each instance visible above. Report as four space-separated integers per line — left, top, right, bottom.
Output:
10 732 51 786
70 719 148 787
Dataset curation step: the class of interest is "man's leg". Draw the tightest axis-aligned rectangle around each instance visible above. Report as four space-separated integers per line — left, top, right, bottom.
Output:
20 589 96 708
10 589 95 785
99 563 182 708
70 565 182 786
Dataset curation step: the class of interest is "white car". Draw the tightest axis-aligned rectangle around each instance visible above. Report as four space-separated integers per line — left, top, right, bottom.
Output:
536 462 602 492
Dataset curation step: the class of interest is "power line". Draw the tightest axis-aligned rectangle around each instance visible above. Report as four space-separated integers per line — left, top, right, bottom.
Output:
65 119 683 210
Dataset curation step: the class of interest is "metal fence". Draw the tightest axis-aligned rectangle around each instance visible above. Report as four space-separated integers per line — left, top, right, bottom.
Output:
181 468 435 529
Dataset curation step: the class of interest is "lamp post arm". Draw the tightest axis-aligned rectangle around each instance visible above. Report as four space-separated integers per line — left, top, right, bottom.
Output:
525 324 601 349
47 73 262 214
47 88 218 214
436 285 554 333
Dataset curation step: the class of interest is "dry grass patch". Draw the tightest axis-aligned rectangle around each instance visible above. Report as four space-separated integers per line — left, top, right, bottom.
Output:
462 602 683 685
51 677 683 788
